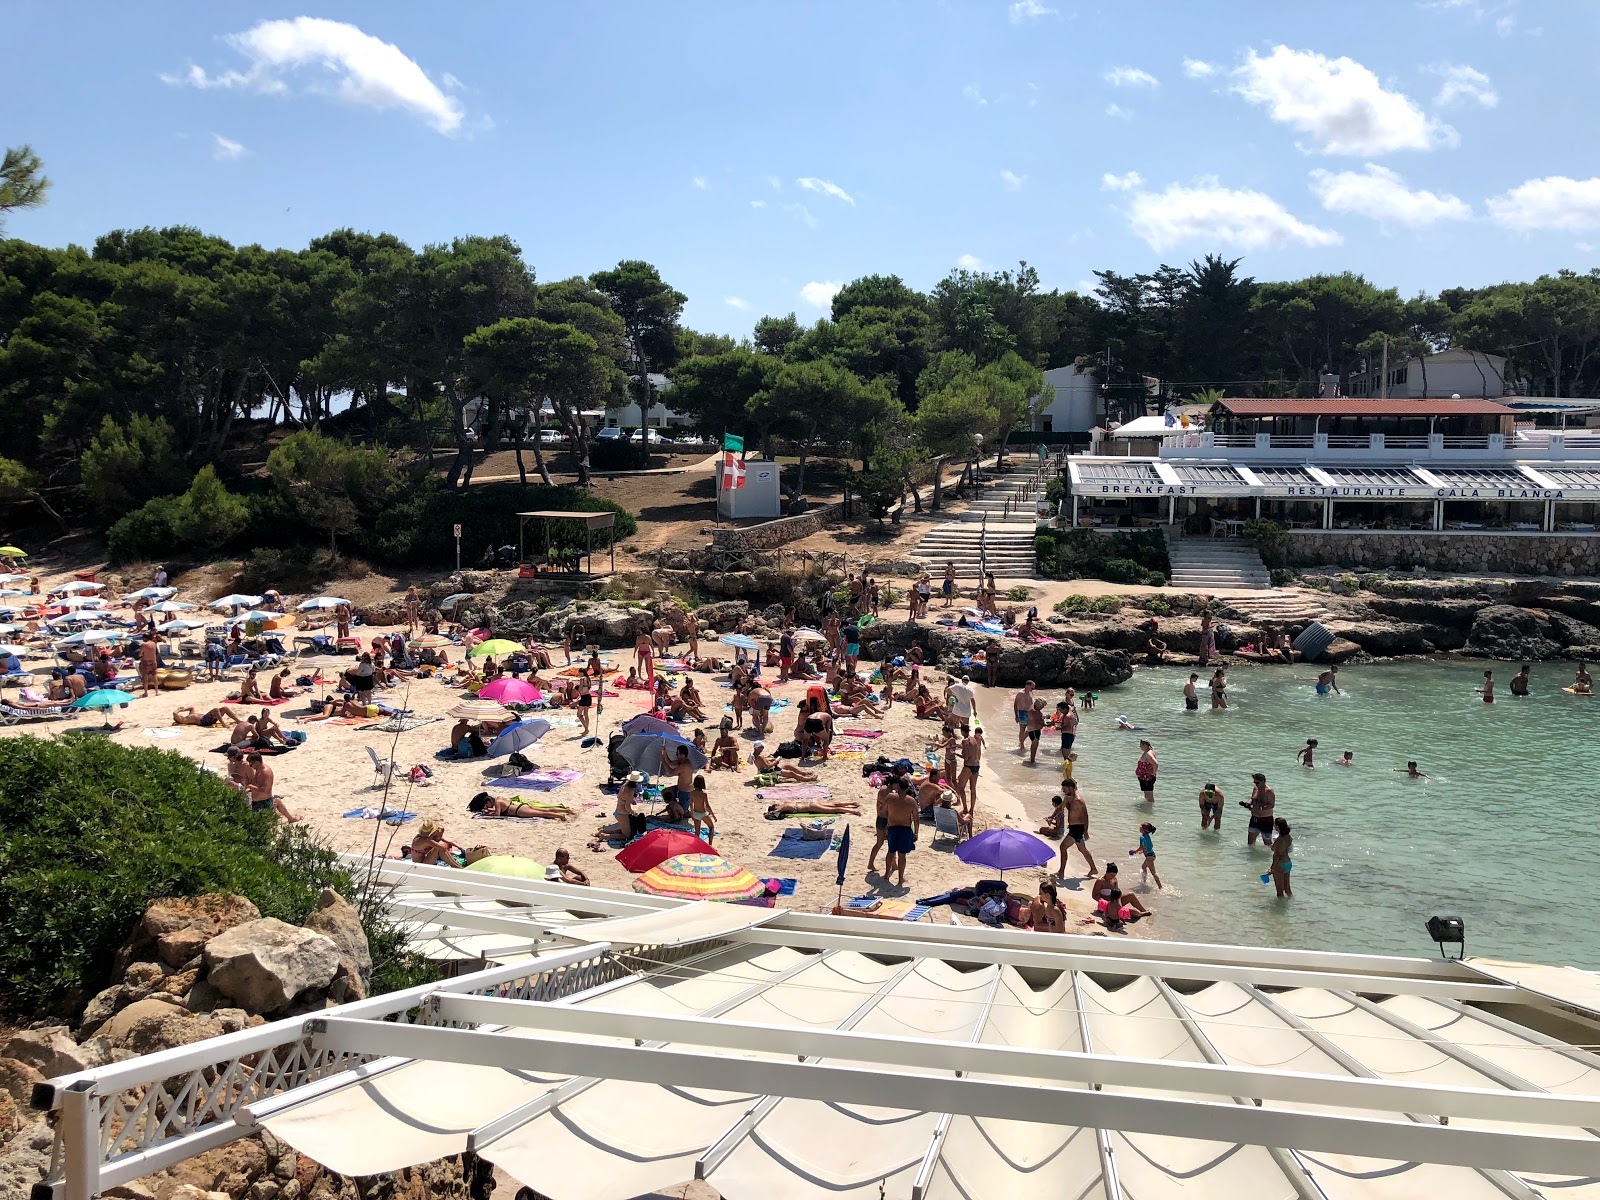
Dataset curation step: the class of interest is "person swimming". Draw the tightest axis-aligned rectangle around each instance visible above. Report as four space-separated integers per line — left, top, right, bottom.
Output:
1314 666 1340 696
1478 669 1495 703
1395 760 1431 779
1333 750 1354 766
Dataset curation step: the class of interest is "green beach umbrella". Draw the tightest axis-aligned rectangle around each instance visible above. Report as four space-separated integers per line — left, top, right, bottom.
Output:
468 638 522 658
462 855 546 880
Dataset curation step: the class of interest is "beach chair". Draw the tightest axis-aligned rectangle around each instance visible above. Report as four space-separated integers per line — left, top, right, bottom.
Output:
365 746 398 787
931 805 965 844
0 699 80 726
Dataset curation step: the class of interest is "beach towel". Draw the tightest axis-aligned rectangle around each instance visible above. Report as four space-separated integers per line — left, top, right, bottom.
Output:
755 784 832 801
365 715 439 734
762 877 798 896
502 769 583 791
470 797 575 818
767 830 832 860
209 742 297 756
840 728 885 739
341 806 417 824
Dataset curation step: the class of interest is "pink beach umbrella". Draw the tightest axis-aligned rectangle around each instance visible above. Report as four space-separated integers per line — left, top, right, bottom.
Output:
478 677 545 705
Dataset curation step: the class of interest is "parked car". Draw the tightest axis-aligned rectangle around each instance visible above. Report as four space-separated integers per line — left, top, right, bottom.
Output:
673 433 707 448
537 428 569 444
629 428 675 446
594 427 627 441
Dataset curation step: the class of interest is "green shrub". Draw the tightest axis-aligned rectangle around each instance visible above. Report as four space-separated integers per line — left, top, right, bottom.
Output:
172 465 250 551
1006 585 1031 601
0 735 431 1016
589 438 651 471
1088 595 1123 613
1269 567 1297 587
1034 528 1171 582
106 495 183 563
1101 557 1151 585
1242 518 1288 568
81 414 191 521
1144 596 1172 616
1053 594 1090 614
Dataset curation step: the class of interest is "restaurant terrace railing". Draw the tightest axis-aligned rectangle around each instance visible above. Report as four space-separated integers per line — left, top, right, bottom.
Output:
1163 431 1600 462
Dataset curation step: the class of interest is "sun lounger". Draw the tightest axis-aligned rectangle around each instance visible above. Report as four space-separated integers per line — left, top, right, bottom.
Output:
834 897 932 921
0 700 81 725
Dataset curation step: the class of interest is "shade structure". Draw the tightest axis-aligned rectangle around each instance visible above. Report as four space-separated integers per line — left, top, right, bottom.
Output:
791 627 828 643
615 731 706 775
615 828 716 873
618 713 678 737
231 610 279 624
410 633 453 650
56 596 105 610
0 623 23 635
719 633 760 651
298 596 351 610
51 581 104 594
478 677 545 705
122 586 177 601
150 600 198 613
631 854 765 902
447 698 515 722
0 573 28 583
485 719 553 758
954 828 1055 872
462 855 546 880
71 688 130 710
208 593 265 609
0 547 29 558
0 642 28 656
157 619 208 634
469 639 523 659
54 630 122 646
438 593 474 607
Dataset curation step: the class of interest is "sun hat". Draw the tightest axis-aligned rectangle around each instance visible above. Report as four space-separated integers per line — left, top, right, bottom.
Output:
626 770 645 783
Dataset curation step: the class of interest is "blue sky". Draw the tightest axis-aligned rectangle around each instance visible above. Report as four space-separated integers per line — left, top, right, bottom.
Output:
6 1 1600 337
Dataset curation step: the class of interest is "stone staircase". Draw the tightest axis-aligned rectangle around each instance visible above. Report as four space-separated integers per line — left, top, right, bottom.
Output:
1167 538 1273 590
911 468 1045 581
1226 590 1331 626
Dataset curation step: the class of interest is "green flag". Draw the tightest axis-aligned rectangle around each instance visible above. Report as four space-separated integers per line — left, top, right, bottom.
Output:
722 433 744 453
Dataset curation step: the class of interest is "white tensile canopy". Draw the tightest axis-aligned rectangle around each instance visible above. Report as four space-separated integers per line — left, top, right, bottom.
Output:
31 858 1600 1200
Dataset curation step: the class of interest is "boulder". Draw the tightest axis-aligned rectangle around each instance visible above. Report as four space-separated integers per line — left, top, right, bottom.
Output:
141 894 262 943
1364 596 1487 627
0 1056 44 1105
77 984 144 1038
91 997 225 1057
653 600 692 639
124 961 172 989
1466 605 1562 661
3 1027 91 1077
203 919 341 1014
303 889 372 989
157 928 211 969
693 600 750 631
1324 620 1441 656
1535 610 1600 648
0 1118 53 1200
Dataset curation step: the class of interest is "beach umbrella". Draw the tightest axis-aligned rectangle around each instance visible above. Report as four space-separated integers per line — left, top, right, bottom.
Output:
0 623 22 635
150 600 198 613
619 713 679 737
616 828 716 873
410 633 453 649
955 828 1055 873
232 610 279 623
615 730 706 775
51 581 104 595
468 638 522 658
447 697 514 722
297 596 351 610
791 627 828 643
54 630 122 646
439 593 474 607
478 677 544 705
0 590 28 598
122 586 177 601
0 573 28 584
485 718 553 758
0 547 29 558
462 855 546 880
209 594 265 610
719 634 760 651
57 596 105 609
71 687 131 727
632 854 765 903
0 643 29 656
157 619 208 633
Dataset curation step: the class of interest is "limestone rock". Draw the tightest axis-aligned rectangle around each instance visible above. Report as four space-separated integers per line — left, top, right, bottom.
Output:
302 890 372 988
0 1118 53 1200
157 928 211 969
3 1027 91 1077
1324 620 1440 656
141 895 262 943
160 967 202 997
76 984 144 1038
692 600 750 631
94 996 223 1056
185 978 225 1014
1466 605 1562 661
171 1187 232 1200
0 1056 44 1105
204 919 340 1014
105 1183 158 1200
124 960 173 989
1537 610 1600 648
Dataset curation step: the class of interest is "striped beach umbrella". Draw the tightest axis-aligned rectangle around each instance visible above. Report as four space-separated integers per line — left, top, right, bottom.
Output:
631 853 765 903
410 633 454 649
446 697 514 722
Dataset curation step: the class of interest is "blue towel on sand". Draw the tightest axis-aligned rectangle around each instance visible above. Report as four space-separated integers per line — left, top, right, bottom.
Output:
761 877 797 896
767 830 831 860
341 807 417 824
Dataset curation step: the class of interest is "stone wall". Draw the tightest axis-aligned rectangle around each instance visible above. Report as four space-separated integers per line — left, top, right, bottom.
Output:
1286 531 1600 576
710 502 842 550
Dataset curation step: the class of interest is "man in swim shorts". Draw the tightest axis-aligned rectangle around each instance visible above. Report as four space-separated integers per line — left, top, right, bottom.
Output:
960 724 984 814
1510 663 1531 696
1244 773 1275 846
1012 681 1036 749
1315 666 1340 695
1055 780 1095 876
1059 699 1078 756
1198 780 1223 830
1183 674 1200 711
881 779 918 887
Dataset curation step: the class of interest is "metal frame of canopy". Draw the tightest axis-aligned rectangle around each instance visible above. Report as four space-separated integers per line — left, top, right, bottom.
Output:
515 510 615 577
28 856 1600 1200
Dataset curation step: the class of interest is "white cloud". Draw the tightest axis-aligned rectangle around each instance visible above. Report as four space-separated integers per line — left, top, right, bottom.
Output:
441 72 463 91
211 133 248 162
1429 63 1498 109
749 199 767 209
1126 178 1341 251
956 254 987 271
1488 176 1600 233
764 174 783 192
724 296 751 311
1026 81 1039 107
1000 169 1026 191
1009 0 1057 22
962 83 988 106
800 281 843 310
1105 103 1132 119
1104 66 1159 88
796 176 854 205
1183 58 1217 79
784 202 819 230
691 176 709 190
162 17 464 134
1101 170 1143 192
1231 45 1452 155
1308 164 1471 227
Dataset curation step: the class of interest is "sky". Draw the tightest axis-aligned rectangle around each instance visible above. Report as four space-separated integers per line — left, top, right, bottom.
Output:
6 0 1600 338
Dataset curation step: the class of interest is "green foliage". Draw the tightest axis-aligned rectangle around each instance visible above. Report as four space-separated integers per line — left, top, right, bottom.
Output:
0 735 348 1015
1143 596 1172 616
80 414 189 519
1269 567 1297 587
267 429 402 551
1006 585 1031 601
1053 594 1089 614
0 145 49 225
172 465 248 550
106 495 184 563
368 481 634 564
1242 518 1289 569
1034 528 1170 584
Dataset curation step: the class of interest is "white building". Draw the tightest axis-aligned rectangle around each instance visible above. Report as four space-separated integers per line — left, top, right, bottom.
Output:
1032 363 1100 433
1346 349 1509 400
603 372 694 429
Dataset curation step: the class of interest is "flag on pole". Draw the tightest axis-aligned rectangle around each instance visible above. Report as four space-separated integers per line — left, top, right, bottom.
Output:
721 452 746 490
722 433 744 454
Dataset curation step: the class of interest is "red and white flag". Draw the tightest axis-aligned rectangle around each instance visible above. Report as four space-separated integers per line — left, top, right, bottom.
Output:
721 451 746 489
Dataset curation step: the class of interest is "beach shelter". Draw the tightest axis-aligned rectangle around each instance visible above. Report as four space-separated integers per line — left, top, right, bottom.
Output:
123 587 177 601
484 718 553 758
791 627 828 643
157 619 208 634
56 596 105 609
478 678 544 705
631 853 765 902
438 594 474 608
51 581 104 595
0 642 28 656
0 573 28 584
54 629 122 646
955 828 1055 872
468 639 522 659
150 600 198 613
298 596 351 611
619 713 678 737
447 698 515 722
70 688 131 727
410 633 453 650
719 633 760 651
615 731 706 775
209 594 265 610
0 547 29 559
615 829 716 873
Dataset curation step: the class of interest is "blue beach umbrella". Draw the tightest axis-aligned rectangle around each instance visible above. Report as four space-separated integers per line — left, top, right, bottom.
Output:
71 687 132 727
616 731 707 775
719 634 760 651
485 718 554 759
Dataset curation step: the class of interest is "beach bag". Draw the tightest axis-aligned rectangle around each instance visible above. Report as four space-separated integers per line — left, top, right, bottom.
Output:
800 820 833 841
285 731 307 746
776 740 802 759
977 898 1006 926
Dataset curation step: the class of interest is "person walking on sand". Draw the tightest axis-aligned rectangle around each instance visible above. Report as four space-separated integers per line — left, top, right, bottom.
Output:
1025 698 1047 764
1296 738 1317 768
1183 673 1199 712
960 724 984 816
881 778 919 888
1244 773 1276 847
1056 780 1096 877
1012 681 1036 750
1511 663 1531 696
943 561 957 607
1134 739 1158 802
1269 818 1294 898
1198 780 1224 830
1133 822 1163 889
1477 669 1495 703
689 774 716 842
634 631 655 684
1210 667 1228 709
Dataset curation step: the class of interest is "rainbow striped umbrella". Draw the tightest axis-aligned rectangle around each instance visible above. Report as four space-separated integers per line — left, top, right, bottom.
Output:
410 633 453 650
631 853 765 903
447 697 514 722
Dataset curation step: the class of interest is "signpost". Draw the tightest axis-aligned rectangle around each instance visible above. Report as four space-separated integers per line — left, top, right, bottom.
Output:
454 524 462 571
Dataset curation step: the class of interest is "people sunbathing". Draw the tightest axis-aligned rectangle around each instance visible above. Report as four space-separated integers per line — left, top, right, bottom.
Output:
268 667 299 700
751 742 819 782
410 820 465 867
466 793 574 819
172 705 247 728
300 697 371 721
710 728 740 770
765 799 861 818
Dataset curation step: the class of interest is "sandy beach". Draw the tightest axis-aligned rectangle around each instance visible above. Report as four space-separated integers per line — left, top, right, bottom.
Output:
2 568 1136 936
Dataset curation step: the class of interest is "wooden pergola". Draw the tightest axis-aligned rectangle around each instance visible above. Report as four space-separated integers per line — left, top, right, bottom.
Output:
516 510 616 576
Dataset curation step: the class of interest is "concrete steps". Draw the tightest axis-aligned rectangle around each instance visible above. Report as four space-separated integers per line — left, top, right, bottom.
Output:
1229 591 1330 625
912 519 1039 579
1167 538 1272 590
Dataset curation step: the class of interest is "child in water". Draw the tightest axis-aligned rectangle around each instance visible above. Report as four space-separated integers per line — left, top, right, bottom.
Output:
1131 822 1162 889
1334 750 1354 766
1296 738 1317 768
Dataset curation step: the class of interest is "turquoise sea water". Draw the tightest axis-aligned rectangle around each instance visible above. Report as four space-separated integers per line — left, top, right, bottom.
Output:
978 660 1600 968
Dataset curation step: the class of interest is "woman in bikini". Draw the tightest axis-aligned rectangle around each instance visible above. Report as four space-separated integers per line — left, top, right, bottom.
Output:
466 794 575 820
1032 879 1067 933
1209 667 1228 710
689 774 716 841
765 799 862 818
268 668 298 700
751 741 819 782
172 705 247 728
410 821 464 867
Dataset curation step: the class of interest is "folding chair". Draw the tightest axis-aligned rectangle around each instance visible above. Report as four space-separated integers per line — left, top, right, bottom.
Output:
931 805 964 844
365 746 398 787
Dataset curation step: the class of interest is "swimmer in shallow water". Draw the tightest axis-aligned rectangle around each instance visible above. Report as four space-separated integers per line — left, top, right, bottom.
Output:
1477 669 1495 703
1333 750 1354 766
1510 664 1531 696
1313 666 1340 695
1394 760 1431 779
1296 738 1317 768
